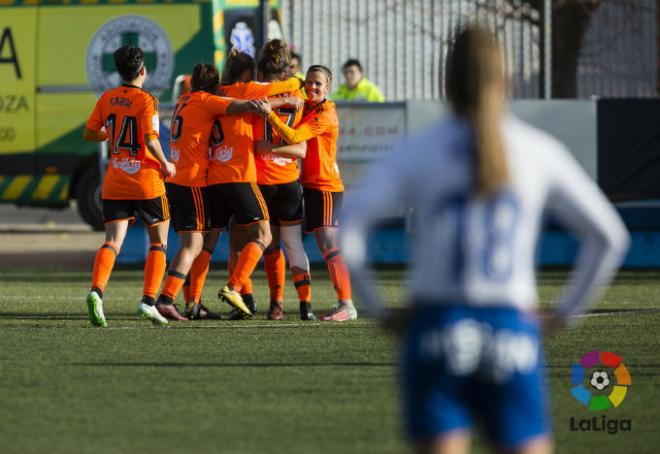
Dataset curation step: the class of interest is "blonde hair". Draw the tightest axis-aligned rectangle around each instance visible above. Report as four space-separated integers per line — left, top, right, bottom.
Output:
445 24 508 196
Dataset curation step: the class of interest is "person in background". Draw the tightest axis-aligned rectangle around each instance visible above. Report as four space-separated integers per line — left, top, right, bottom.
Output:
341 24 629 454
287 51 305 79
331 58 384 102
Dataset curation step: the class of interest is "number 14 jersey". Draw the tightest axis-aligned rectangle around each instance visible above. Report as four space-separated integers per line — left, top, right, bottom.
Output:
86 85 163 200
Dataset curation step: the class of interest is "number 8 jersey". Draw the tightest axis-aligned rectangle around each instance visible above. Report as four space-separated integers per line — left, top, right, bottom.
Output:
86 85 163 200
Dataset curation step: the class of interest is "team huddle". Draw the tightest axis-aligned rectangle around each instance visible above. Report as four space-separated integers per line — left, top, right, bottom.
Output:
83 40 357 326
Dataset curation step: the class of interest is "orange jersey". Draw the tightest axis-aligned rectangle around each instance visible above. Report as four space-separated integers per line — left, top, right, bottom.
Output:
86 85 164 200
266 99 344 192
253 88 305 185
168 91 233 187
207 78 303 185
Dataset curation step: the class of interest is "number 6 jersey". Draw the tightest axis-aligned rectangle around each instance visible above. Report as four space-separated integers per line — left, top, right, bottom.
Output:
86 84 163 200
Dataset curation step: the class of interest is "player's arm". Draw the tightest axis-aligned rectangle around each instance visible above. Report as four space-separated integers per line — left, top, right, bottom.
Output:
266 77 304 96
225 98 270 115
267 95 304 112
145 134 175 178
83 128 107 142
544 140 629 327
266 111 323 144
255 140 307 159
140 97 175 177
83 97 107 142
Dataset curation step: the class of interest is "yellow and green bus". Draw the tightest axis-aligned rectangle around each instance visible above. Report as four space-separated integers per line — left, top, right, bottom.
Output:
0 0 281 228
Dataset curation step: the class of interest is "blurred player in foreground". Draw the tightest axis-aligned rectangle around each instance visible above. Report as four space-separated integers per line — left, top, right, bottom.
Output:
83 45 176 327
262 65 356 321
341 25 629 454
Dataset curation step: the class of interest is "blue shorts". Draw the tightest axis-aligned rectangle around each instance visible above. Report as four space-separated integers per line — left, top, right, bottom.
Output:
401 304 550 449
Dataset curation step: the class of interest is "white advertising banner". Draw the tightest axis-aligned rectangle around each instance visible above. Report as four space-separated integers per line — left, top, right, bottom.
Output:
336 102 406 162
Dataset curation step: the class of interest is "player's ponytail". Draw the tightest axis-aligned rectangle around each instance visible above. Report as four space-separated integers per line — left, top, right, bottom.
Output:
446 24 508 197
257 39 290 78
222 48 255 85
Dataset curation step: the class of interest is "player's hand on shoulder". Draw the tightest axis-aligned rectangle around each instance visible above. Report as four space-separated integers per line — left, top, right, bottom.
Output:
249 98 272 116
287 96 304 112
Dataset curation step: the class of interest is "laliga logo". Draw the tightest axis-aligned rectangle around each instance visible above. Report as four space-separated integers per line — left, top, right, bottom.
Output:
569 350 632 435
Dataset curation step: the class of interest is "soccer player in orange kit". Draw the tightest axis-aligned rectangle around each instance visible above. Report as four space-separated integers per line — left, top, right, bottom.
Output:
83 45 176 327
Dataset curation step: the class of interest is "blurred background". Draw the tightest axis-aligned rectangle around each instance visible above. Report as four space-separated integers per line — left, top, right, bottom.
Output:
2 0 659 269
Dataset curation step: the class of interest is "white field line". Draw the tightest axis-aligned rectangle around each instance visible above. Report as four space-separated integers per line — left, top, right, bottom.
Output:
0 322 373 330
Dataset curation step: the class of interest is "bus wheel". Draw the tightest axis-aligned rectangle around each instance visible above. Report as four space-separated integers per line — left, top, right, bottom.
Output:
76 165 103 231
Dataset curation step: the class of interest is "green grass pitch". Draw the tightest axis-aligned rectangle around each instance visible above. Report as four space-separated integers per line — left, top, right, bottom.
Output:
0 268 659 453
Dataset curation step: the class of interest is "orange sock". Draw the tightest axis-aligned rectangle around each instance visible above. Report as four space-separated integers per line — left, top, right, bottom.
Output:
264 249 285 302
292 272 312 303
228 248 254 295
190 249 212 303
182 274 191 303
143 243 167 299
91 241 119 295
160 271 186 302
323 248 352 301
229 241 265 291
241 276 253 296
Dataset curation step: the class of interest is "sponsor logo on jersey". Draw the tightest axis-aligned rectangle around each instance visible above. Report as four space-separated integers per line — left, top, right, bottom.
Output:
211 145 233 163
111 157 141 175
86 16 174 97
260 152 292 166
170 148 180 163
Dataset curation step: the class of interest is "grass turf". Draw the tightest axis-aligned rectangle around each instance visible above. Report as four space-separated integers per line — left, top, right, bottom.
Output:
0 268 659 453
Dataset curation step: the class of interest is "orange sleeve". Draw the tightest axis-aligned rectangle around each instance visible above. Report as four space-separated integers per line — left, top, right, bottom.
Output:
266 109 331 144
85 96 105 132
266 77 304 96
140 93 159 138
210 95 232 115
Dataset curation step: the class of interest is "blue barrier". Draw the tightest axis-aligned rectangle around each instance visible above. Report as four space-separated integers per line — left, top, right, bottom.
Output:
116 224 660 268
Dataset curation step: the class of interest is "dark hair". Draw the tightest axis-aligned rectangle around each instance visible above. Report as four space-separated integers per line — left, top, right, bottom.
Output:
341 58 362 73
113 45 144 81
257 39 290 77
191 63 220 93
290 52 302 63
307 65 333 88
222 48 255 85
